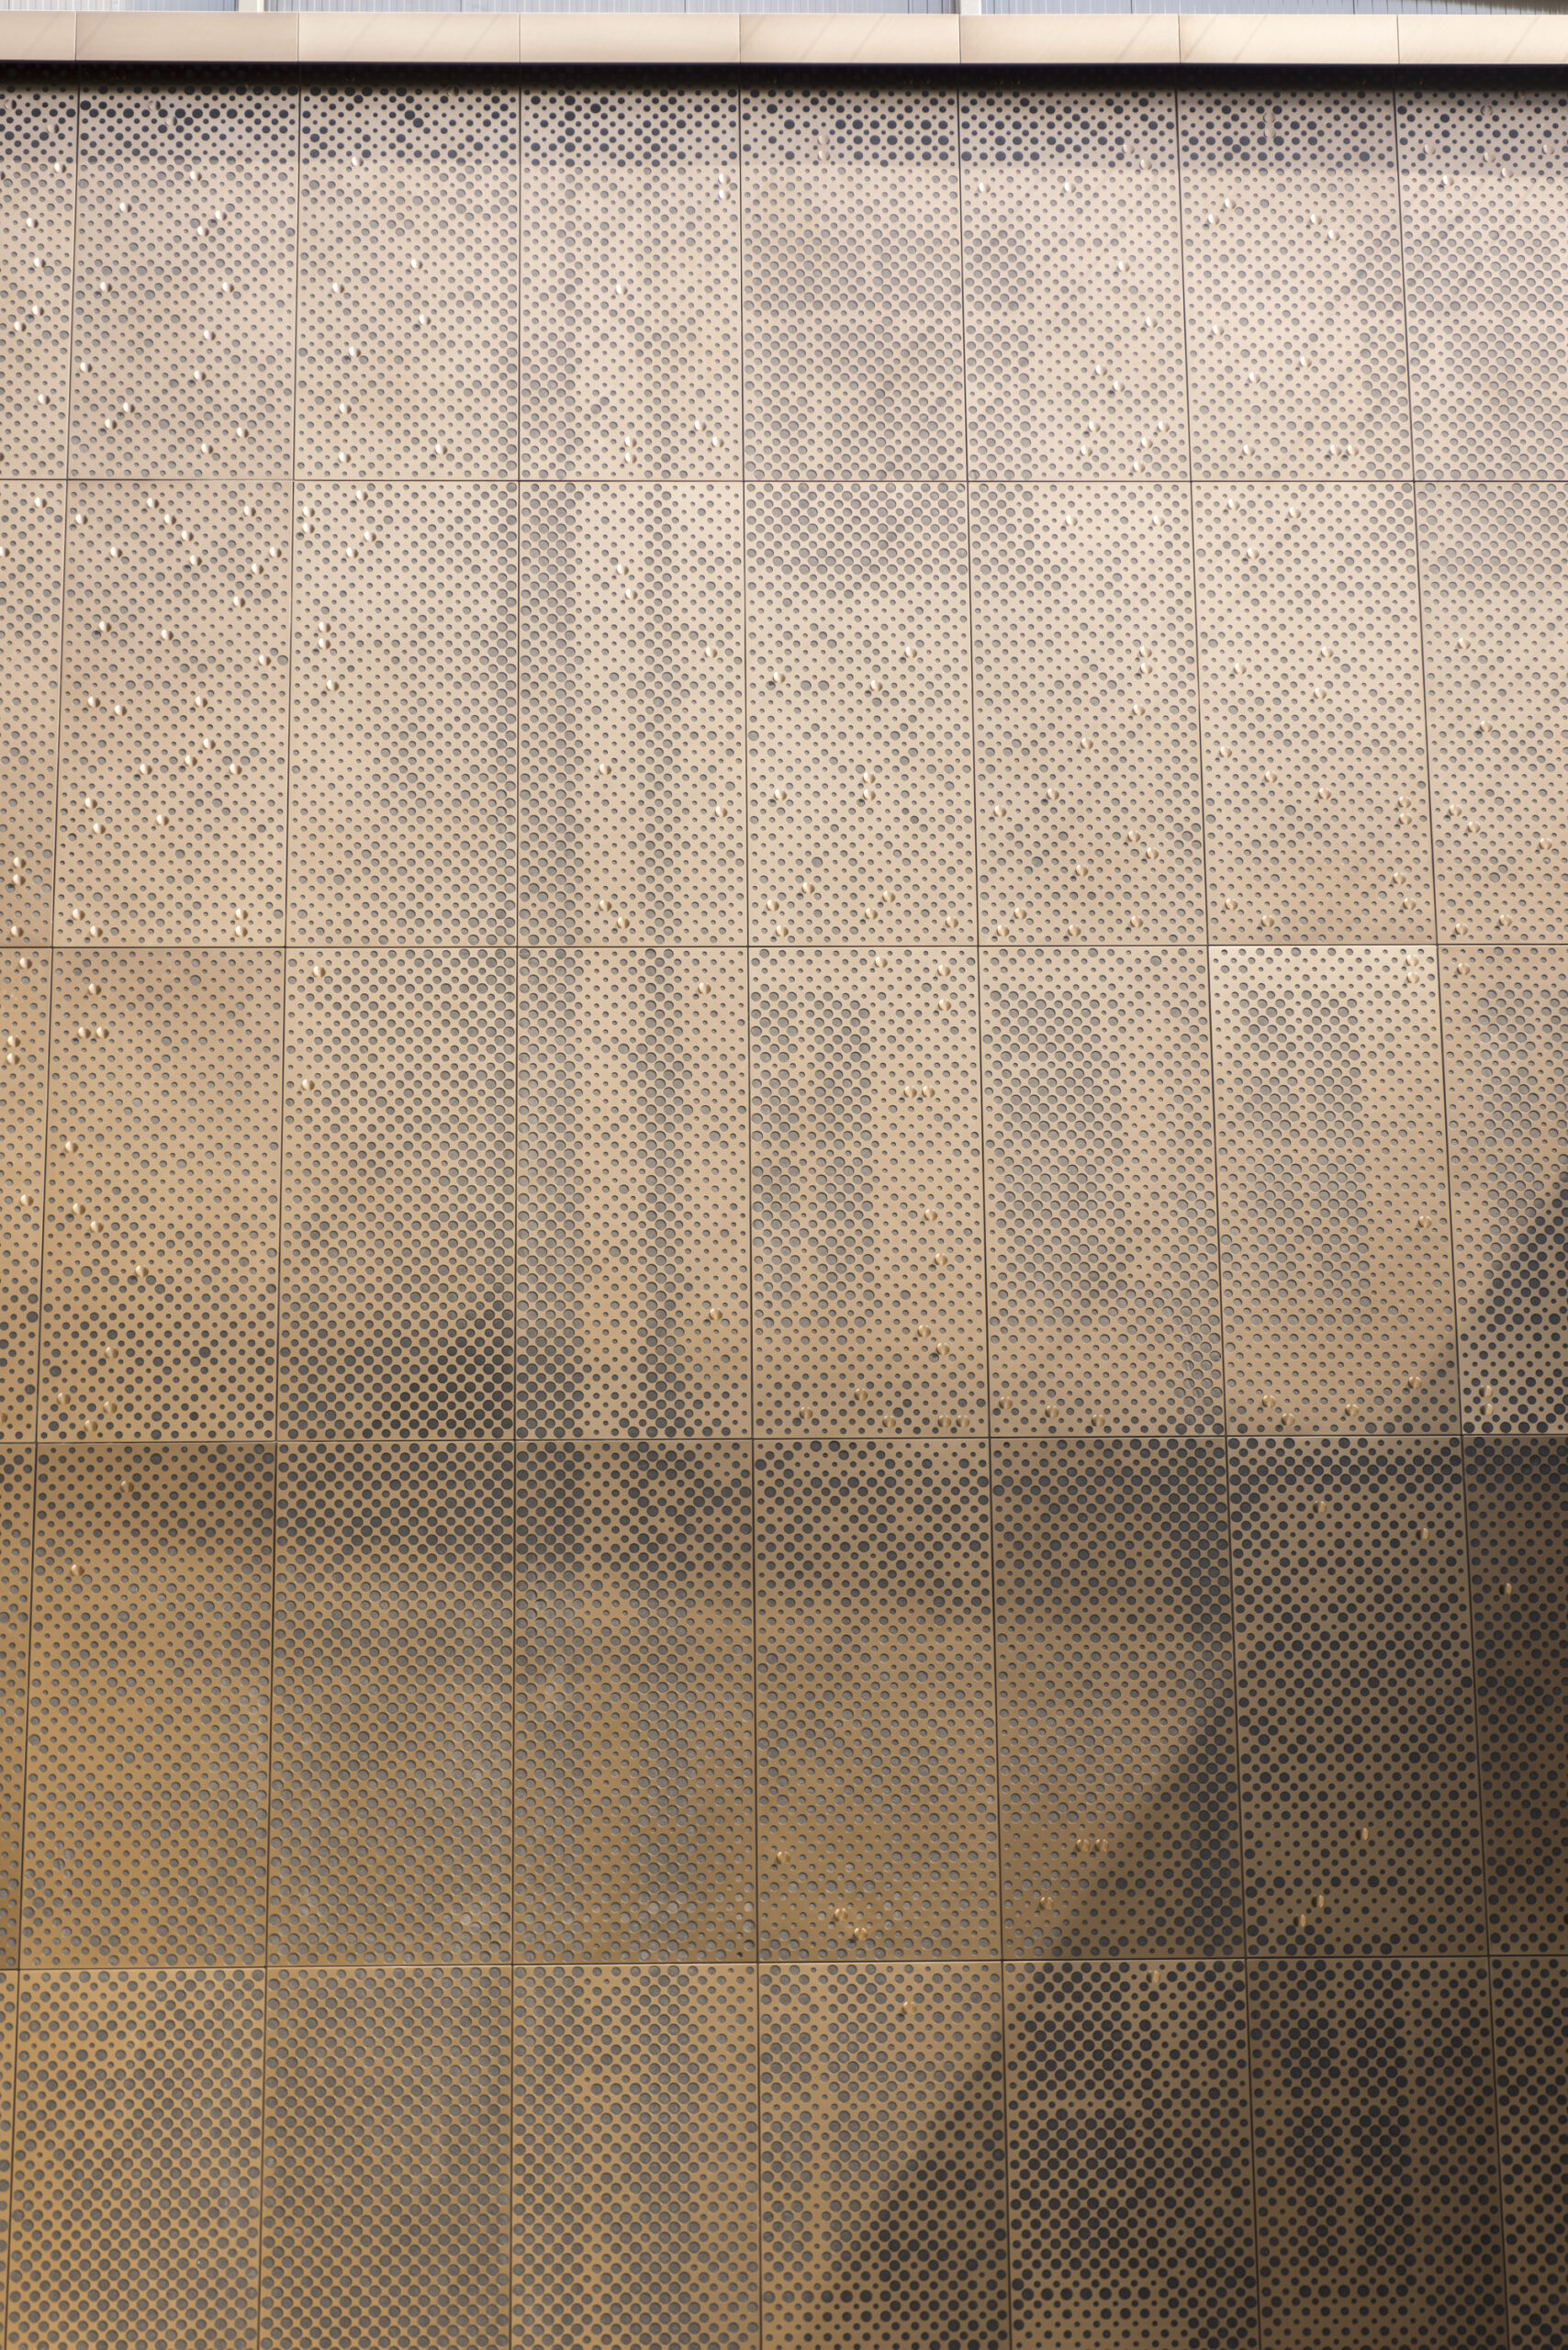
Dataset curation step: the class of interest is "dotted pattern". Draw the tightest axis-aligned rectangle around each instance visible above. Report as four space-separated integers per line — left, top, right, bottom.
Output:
983 949 1222 1435
260 1967 512 2350
268 1442 513 1964
1212 946 1458 1434
961 89 1188 486
969 482 1202 947
1230 1438 1483 1956
0 949 48 1435
0 1975 13 2305
1494 1957 1568 2349
520 484 745 946
756 1440 997 1960
521 88 741 483
2 76 75 478
1249 1960 1506 2348
993 1439 1241 1959
279 950 515 1438
0 485 62 944
760 1961 1008 2348
516 1442 755 1963
73 77 297 481
0 1449 32 1964
514 1964 758 2350
1005 1962 1257 2347
741 89 964 483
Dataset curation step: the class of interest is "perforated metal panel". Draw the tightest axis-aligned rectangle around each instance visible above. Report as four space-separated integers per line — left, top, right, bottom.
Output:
269 1442 513 1964
960 89 1186 486
521 949 746 1438
288 483 517 946
517 1441 754 1963
260 1966 511 2350
2 77 75 479
278 949 515 1438
9 1968 265 2350
298 84 518 480
760 1960 1007 2348
741 88 963 484
1005 1961 1256 2348
1212 947 1458 1435
1180 90 1409 483
1 485 62 945
0 947 48 1436
0 1974 14 2312
1249 1960 1506 2348
73 75 297 481
520 484 745 946
755 1439 996 1960
521 88 740 483
514 1964 758 2350
0 1448 32 1964
1494 1957 1568 2350
983 949 1222 1436
1230 1438 1483 1957
40 948 283 1441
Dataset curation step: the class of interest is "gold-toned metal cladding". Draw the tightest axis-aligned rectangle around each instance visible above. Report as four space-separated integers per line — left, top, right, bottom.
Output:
9 1969 264 2350
0 1450 33 1963
741 88 964 484
298 84 519 480
279 951 516 1438
751 947 985 1438
747 485 973 943
1399 92 1568 482
24 1444 274 1964
2 78 76 479
1180 90 1409 484
756 1439 998 1960
993 1439 1241 1958
0 1975 12 2300
60 479 290 944
1211 946 1458 1435
516 1442 755 1962
1 487 62 945
983 948 1222 1435
759 1962 1008 2346
970 483 1202 947
260 1967 512 2350
521 950 749 1438
961 89 1187 486
1493 1957 1568 2343
514 1964 758 2348
1195 484 1430 946
73 75 297 482
0 951 48 1436
1419 487 1568 946
521 485 745 946
40 949 284 1441
521 88 741 483
288 484 518 946
269 1442 514 1964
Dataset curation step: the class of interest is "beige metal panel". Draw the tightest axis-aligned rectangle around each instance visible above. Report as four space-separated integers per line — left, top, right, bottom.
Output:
58 479 290 945
2 79 76 479
1212 946 1458 1435
755 1438 998 1960
0 949 49 1436
970 484 1202 948
278 951 515 1439
740 87 964 483
518 13 740 66
516 1442 754 1962
751 947 985 1438
72 75 297 482
960 90 1186 486
521 485 745 946
269 1442 513 1963
514 1964 758 2345
24 1444 274 1964
261 1967 511 2350
747 484 974 946
287 482 517 946
0 1450 33 1963
962 15 1180 63
1179 89 1409 483
40 950 283 1441
1419 487 1567 946
297 84 518 481
520 88 740 483
301 13 518 66
0 1976 12 2311
1468 1445 1568 1949
520 950 748 1439
1182 14 1397 65
0 18 73 66
1195 483 1429 946
1442 949 1568 1434
983 949 1222 1436
760 1962 1007 2347
77 13 296 64
1 487 63 948
9 1969 264 2350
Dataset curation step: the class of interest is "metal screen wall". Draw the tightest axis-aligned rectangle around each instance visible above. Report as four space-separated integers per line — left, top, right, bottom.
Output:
1 62 1565 2348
